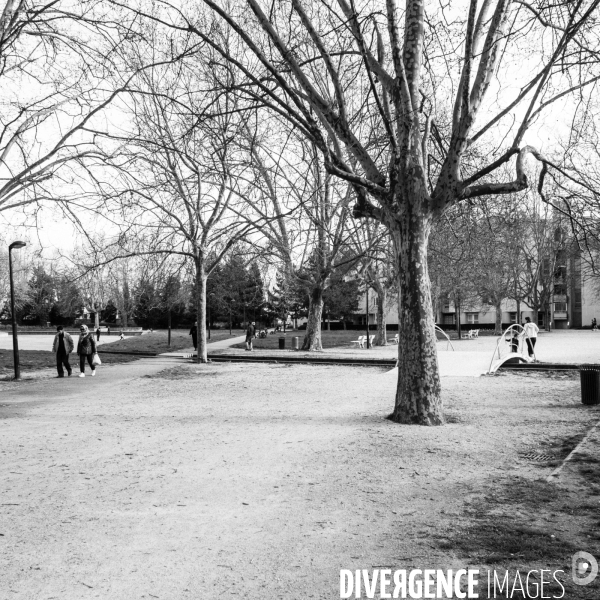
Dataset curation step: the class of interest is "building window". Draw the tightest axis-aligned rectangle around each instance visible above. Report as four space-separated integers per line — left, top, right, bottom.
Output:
554 302 567 312
466 312 479 324
509 312 517 323
542 258 551 278
442 313 455 325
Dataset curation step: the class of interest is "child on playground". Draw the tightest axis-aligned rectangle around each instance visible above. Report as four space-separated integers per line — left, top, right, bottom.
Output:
510 330 520 353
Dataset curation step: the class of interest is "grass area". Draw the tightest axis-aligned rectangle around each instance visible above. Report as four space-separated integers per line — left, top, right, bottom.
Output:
437 473 600 599
232 329 377 350
0 349 139 379
99 328 245 354
0 330 246 378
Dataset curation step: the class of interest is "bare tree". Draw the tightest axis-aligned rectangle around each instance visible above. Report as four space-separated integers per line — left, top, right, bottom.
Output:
111 0 600 424
0 1 137 215
83 44 262 361
243 124 363 350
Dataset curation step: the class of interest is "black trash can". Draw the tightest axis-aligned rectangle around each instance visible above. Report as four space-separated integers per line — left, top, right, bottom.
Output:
279 337 286 350
292 336 299 350
580 364 600 405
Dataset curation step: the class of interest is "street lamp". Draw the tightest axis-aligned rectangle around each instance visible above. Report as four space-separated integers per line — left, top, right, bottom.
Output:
8 241 26 380
365 286 370 349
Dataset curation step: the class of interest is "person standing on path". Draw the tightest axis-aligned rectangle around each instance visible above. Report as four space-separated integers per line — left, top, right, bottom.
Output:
52 325 74 377
523 317 539 359
96 326 101 342
189 321 198 351
77 324 97 377
592 318 597 332
245 321 256 351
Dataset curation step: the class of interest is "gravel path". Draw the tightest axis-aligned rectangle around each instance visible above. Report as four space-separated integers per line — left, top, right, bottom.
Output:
2 357 599 599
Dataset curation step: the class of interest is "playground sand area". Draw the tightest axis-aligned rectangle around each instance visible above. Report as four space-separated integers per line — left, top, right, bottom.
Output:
1 357 600 599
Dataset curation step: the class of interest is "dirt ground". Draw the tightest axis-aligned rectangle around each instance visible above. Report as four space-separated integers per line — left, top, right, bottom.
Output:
1 359 600 600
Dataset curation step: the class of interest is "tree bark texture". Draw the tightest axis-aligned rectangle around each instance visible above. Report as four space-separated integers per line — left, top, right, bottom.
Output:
389 211 443 425
494 301 503 334
302 286 324 351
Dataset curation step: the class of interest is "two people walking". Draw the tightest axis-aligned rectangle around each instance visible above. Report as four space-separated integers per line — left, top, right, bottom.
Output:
52 324 100 378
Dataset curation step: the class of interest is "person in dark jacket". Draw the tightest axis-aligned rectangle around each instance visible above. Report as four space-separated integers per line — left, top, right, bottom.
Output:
189 321 198 351
77 324 97 377
52 325 74 377
245 322 256 351
96 326 101 342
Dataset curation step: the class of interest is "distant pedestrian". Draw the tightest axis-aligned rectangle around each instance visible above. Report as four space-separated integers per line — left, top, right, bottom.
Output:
52 325 73 377
96 326 101 342
245 321 256 351
523 317 539 358
107 326 111 335
189 321 198 351
119 329 125 340
592 318 597 332
77 324 97 377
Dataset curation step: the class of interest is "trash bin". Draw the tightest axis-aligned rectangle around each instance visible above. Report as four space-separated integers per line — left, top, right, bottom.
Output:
279 337 286 350
580 364 600 405
292 336 299 350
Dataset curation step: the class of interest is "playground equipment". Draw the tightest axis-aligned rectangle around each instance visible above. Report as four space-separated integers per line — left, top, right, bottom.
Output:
488 324 535 373
435 325 455 351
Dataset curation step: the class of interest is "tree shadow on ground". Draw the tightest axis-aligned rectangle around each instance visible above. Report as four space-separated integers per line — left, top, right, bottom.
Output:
437 474 600 599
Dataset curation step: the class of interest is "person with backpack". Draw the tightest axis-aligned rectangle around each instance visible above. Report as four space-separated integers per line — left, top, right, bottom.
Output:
77 324 98 377
52 325 74 377
245 321 256 351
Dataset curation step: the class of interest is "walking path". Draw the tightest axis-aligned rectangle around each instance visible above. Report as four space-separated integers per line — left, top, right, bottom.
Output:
159 334 247 357
1 348 597 599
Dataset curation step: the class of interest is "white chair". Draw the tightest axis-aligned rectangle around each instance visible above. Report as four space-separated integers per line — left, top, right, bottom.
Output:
461 330 474 339
350 335 365 348
392 334 399 344
368 335 375 346
472 329 480 338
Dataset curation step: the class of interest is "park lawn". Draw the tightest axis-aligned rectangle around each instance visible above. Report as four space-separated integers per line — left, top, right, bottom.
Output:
100 329 246 354
0 349 138 379
232 329 374 350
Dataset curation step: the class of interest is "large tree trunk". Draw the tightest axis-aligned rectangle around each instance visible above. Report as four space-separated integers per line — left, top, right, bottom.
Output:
374 286 388 345
195 257 208 363
389 213 443 425
494 300 503 334
302 287 324 351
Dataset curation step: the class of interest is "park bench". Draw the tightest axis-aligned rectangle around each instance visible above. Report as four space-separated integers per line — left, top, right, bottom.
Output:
461 329 480 340
350 335 366 348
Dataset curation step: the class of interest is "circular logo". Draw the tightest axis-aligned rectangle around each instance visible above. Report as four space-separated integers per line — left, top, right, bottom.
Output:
572 552 598 586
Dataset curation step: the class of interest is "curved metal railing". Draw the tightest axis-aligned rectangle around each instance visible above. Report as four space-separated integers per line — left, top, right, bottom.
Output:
488 323 535 373
435 325 455 351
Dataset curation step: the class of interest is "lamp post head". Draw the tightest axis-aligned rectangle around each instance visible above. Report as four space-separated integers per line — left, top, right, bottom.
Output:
9 241 26 251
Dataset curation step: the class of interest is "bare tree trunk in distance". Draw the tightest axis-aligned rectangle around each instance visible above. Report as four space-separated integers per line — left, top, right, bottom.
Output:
494 301 503 334
374 285 388 346
195 257 208 364
302 287 324 351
